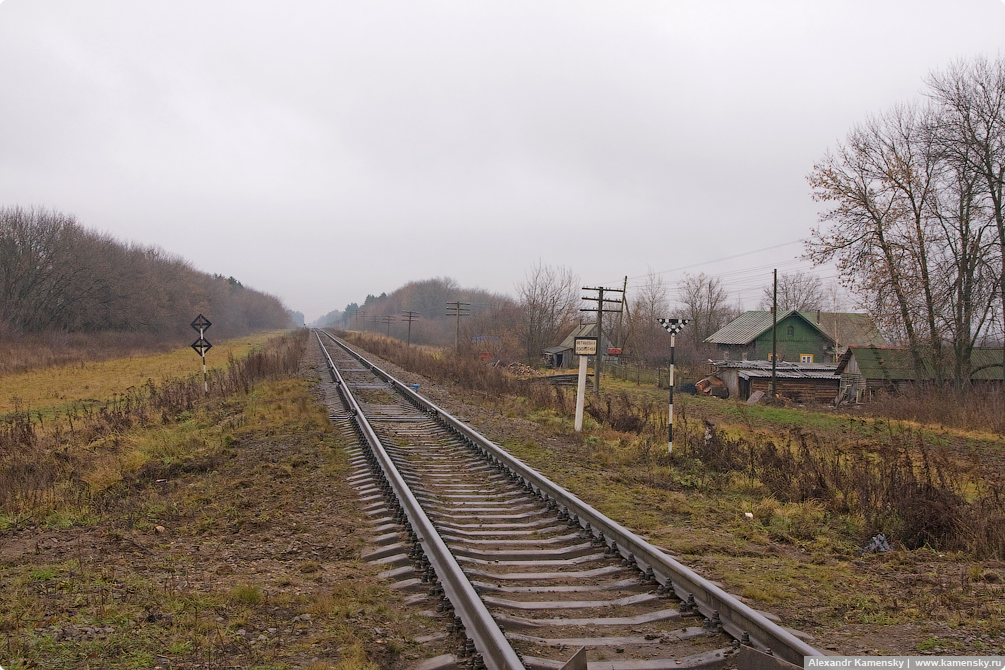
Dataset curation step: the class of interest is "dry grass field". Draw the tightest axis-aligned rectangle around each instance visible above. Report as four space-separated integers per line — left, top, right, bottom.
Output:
4 328 1004 668
0 332 438 670
0 330 289 416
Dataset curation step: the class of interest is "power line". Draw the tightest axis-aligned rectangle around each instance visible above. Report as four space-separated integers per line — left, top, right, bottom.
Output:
623 239 804 283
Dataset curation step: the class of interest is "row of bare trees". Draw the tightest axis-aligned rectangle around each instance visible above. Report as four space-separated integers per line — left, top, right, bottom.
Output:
328 261 825 373
808 56 1005 386
0 206 292 340
622 269 740 371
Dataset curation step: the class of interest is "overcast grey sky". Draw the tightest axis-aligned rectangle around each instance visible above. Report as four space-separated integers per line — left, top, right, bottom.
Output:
2 1 1004 322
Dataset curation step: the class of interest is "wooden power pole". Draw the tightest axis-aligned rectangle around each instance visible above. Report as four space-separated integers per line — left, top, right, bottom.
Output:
771 268 778 396
446 301 470 352
614 275 627 350
401 311 419 347
581 285 624 395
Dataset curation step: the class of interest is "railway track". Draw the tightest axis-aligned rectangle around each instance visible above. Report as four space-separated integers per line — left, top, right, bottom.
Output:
314 330 823 670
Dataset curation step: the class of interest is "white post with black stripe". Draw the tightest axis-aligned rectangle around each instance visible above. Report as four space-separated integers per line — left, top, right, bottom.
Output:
658 318 688 454
190 314 213 395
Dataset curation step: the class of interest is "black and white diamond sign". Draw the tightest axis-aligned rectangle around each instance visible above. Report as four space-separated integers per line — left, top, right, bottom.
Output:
191 337 212 356
657 318 689 335
191 314 212 332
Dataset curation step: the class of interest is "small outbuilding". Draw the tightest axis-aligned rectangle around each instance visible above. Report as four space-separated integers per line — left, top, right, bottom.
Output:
711 359 840 403
836 346 1005 402
544 323 599 369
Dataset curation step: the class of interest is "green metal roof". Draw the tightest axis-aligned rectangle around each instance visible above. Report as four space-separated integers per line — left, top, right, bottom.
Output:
706 310 886 347
798 312 887 348
704 311 814 344
840 346 1005 381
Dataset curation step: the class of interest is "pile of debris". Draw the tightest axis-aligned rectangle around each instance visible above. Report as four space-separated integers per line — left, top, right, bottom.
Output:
502 362 536 379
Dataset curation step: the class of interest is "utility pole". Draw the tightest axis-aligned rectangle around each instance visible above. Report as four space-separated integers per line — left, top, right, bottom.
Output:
355 309 367 329
402 311 419 347
614 275 628 350
771 268 778 396
381 314 395 335
446 301 470 352
581 285 624 395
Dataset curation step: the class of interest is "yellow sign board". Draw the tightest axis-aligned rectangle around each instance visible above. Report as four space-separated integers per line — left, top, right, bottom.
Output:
574 337 598 356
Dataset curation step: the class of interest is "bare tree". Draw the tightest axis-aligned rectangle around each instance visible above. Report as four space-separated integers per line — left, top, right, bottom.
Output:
927 129 1001 386
927 56 1005 386
757 271 825 312
674 272 737 370
809 72 1005 386
676 272 734 343
516 261 580 365
0 207 101 332
806 105 938 379
0 205 291 339
626 267 670 366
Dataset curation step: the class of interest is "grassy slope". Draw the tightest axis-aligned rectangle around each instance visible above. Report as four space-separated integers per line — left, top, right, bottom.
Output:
0 336 439 670
0 330 290 416
502 388 1005 654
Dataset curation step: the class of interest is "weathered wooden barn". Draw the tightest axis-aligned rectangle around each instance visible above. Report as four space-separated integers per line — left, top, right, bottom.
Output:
543 323 599 369
711 360 840 403
836 346 1005 402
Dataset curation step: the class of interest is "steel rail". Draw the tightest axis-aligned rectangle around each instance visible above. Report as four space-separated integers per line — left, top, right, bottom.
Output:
314 331 526 670
319 330 825 667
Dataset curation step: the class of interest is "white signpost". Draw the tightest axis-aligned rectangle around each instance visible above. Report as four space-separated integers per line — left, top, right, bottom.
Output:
191 314 212 394
573 337 597 432
657 318 688 454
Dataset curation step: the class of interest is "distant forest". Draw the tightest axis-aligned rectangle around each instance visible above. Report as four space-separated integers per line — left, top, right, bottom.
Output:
0 206 292 340
312 277 518 351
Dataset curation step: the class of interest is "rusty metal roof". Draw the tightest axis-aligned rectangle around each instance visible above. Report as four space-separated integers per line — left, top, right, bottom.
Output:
713 359 837 372
737 369 840 381
712 359 839 379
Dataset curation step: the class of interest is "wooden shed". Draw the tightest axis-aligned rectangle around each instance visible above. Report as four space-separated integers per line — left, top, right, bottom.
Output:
712 360 840 403
835 346 1004 402
544 323 599 369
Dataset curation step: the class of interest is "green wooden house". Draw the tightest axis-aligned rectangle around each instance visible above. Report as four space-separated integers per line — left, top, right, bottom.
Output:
704 311 886 364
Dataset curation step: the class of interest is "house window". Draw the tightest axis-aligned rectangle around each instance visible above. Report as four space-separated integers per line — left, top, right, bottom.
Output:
800 354 813 363
787 325 794 337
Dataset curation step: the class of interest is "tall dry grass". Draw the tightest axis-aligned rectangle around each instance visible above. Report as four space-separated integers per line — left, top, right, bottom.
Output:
864 383 1005 434
337 330 599 414
0 330 307 519
671 410 1005 558
339 329 1005 558
0 330 187 377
